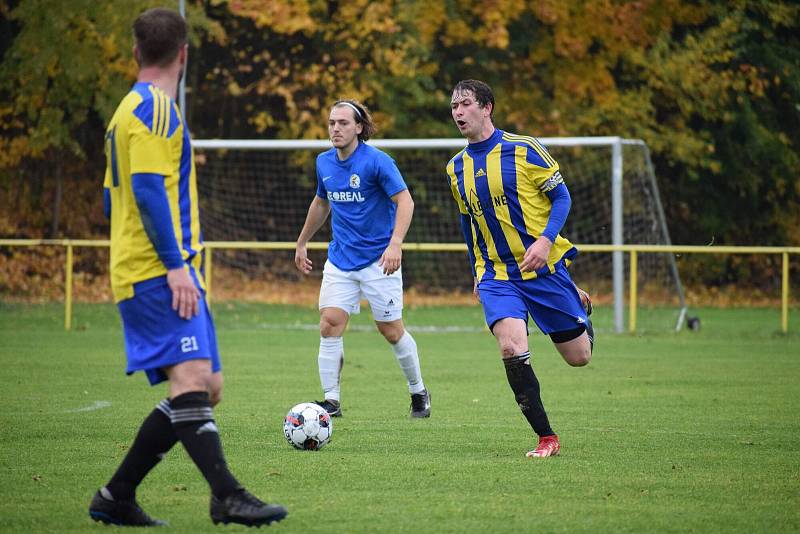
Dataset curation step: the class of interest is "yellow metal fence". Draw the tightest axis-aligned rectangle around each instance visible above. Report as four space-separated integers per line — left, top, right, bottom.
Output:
1 239 797 333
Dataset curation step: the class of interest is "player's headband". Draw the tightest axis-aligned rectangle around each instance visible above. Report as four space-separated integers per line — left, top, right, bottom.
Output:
336 101 364 122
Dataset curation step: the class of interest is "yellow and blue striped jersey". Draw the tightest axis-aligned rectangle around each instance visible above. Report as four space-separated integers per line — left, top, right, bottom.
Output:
446 129 577 282
103 82 204 302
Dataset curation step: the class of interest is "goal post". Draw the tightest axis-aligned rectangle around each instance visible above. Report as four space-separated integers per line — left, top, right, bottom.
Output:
623 138 689 332
192 137 687 333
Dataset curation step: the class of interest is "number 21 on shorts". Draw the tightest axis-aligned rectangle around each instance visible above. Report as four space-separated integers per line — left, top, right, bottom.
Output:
181 336 199 353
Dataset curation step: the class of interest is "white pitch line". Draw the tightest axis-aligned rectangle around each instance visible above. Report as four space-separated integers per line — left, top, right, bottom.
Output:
243 323 488 333
67 400 112 413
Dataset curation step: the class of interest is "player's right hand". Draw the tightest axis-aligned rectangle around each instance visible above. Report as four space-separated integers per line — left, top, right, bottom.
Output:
520 237 552 272
167 267 200 320
295 245 313 274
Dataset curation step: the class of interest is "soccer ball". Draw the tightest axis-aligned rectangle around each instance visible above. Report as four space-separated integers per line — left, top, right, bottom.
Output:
283 402 332 450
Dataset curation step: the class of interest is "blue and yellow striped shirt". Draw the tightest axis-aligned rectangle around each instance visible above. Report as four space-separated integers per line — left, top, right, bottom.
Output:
103 82 204 302
446 129 577 282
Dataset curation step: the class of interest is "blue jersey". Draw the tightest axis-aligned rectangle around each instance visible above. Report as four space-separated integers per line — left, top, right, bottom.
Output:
316 142 407 271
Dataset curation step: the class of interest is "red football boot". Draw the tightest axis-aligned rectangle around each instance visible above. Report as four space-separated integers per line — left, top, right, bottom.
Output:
526 434 561 458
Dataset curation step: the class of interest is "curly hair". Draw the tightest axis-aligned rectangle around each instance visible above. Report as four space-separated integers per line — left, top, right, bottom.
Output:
452 80 495 117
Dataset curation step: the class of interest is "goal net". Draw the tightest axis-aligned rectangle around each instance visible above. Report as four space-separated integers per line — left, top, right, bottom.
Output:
193 137 686 332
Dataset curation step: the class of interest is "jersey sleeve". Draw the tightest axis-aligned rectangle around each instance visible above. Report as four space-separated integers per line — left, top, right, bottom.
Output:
132 173 184 269
525 145 563 193
376 152 407 197
541 182 571 242
128 93 180 176
446 159 469 216
128 121 172 176
315 157 327 199
103 125 117 189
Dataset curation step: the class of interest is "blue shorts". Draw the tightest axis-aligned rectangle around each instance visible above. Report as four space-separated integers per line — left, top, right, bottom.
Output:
118 276 221 386
478 264 587 335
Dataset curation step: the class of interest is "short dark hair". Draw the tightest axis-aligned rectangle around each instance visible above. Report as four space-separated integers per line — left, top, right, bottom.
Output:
133 8 187 67
452 79 495 116
333 99 377 142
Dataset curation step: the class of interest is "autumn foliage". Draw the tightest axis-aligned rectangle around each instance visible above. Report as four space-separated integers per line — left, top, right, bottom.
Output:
1 0 798 296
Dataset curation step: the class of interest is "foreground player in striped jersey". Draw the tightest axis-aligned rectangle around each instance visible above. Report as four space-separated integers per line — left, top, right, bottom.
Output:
446 79 594 458
89 7 285 527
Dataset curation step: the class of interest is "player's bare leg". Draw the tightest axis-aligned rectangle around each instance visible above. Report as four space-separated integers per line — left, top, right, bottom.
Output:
554 334 592 367
208 371 223 407
553 284 594 366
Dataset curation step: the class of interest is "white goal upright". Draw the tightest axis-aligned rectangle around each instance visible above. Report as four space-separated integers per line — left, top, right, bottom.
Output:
192 137 687 333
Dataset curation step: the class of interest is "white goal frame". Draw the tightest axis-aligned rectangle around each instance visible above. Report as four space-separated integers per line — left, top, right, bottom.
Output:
193 137 687 333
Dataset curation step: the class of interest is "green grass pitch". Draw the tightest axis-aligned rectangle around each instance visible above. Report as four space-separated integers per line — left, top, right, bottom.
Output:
0 302 798 532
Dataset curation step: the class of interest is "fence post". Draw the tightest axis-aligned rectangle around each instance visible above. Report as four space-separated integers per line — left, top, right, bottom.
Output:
205 246 213 309
65 241 73 331
629 250 638 333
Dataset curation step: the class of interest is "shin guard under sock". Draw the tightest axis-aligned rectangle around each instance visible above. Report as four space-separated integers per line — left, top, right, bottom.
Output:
503 352 554 437
170 391 240 499
106 399 178 500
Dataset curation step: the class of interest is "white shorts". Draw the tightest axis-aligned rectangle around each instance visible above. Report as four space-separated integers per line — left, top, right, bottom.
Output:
319 260 403 322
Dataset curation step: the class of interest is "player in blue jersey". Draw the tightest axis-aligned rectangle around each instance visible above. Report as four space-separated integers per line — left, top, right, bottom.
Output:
88 8 286 527
295 99 431 418
446 79 594 458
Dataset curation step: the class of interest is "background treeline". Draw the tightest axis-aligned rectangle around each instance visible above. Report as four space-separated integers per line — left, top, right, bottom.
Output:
0 0 798 291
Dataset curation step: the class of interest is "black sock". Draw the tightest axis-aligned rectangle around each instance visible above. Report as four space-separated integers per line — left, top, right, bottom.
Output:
503 352 555 437
106 399 178 500
170 391 240 499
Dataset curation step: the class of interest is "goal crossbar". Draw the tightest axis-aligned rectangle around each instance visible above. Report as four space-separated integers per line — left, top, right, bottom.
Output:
193 137 626 151
192 136 686 333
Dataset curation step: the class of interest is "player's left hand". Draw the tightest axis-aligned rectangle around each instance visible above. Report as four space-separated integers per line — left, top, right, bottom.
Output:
379 242 402 275
520 237 552 272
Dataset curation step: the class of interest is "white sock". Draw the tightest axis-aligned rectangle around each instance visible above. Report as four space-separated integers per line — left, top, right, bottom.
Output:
318 336 343 402
392 331 425 394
